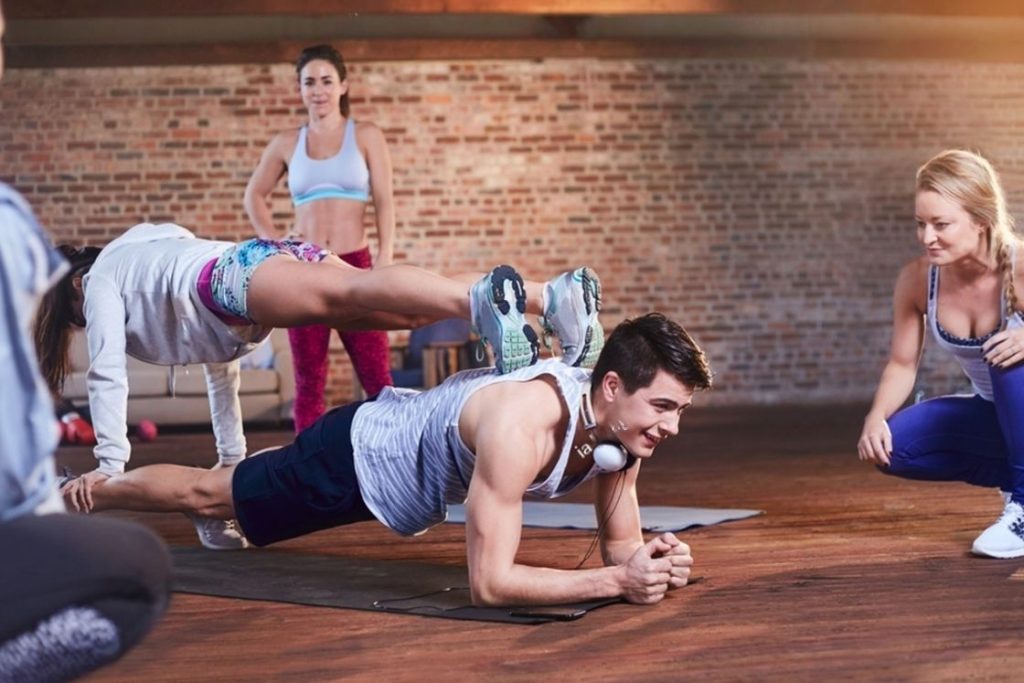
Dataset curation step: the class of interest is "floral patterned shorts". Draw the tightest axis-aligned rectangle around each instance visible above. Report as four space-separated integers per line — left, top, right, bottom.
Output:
208 239 330 321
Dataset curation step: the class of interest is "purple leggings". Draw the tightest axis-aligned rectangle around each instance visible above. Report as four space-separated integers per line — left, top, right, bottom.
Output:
289 246 393 433
882 362 1024 503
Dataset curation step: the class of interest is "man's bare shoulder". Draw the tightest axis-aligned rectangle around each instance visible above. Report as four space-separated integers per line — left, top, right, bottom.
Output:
490 374 567 425
460 374 570 452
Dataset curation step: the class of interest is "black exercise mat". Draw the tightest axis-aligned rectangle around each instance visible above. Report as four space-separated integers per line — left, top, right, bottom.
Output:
171 547 619 624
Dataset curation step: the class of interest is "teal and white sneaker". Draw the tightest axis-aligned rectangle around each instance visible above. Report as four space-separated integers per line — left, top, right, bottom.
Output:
470 265 539 373
539 267 604 368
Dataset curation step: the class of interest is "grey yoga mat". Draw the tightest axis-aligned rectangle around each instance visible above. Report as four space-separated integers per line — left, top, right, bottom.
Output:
446 502 763 532
171 547 618 624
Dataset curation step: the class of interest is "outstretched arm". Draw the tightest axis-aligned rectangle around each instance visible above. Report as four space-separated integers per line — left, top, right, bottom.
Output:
63 277 130 511
361 122 396 267
858 260 927 466
244 132 290 239
203 361 247 467
83 275 132 476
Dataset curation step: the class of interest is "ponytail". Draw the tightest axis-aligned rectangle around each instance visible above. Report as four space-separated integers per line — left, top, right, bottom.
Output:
34 245 101 394
917 149 1020 326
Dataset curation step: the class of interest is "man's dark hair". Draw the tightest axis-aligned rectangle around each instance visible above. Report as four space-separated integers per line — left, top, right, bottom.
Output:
591 313 712 393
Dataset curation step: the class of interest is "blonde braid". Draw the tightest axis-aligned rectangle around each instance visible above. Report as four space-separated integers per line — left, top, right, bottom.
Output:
918 149 1019 327
1000 239 1019 329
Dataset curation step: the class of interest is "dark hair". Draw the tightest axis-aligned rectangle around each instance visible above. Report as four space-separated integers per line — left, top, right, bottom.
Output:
592 313 713 394
35 244 101 394
295 44 350 117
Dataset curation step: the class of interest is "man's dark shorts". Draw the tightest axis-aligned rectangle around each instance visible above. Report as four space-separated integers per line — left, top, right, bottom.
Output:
233 401 376 546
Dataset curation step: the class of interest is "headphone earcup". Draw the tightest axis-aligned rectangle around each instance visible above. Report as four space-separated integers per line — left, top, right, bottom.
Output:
593 442 633 473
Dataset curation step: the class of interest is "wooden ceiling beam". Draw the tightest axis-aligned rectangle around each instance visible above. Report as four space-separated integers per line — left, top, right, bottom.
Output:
7 0 1024 20
543 15 588 39
10 36 1024 68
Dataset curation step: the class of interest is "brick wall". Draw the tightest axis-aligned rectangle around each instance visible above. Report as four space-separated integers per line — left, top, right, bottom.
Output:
4 57 1019 407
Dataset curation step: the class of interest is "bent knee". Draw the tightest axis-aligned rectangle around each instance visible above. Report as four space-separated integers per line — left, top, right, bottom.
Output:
877 449 913 477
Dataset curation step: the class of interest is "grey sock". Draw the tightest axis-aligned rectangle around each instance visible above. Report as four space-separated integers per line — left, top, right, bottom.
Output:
0 606 120 682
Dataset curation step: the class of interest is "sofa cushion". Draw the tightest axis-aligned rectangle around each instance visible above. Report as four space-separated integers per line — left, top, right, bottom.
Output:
165 367 207 396
68 331 91 372
63 373 88 400
64 369 169 400
66 329 170 398
170 367 279 396
239 369 280 395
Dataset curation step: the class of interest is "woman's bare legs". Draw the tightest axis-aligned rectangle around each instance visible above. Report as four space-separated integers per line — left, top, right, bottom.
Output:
246 258 593 372
448 272 545 316
336 277 551 330
83 465 236 520
248 259 550 329
340 277 547 330
247 256 471 329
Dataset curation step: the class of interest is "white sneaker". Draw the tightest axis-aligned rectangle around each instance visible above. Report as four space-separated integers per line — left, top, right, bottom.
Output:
972 500 1024 558
469 265 539 373
188 514 249 550
539 266 604 368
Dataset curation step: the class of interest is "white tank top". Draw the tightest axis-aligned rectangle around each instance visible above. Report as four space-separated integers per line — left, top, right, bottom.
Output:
350 359 599 536
927 251 1024 401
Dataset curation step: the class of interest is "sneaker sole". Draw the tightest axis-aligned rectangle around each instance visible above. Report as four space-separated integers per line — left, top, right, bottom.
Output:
573 267 604 368
195 534 250 551
486 265 539 373
970 544 1024 559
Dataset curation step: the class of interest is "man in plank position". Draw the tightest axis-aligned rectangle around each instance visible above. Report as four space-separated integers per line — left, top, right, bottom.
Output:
64 312 712 607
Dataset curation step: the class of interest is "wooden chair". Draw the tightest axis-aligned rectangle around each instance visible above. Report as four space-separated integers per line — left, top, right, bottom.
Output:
391 319 489 389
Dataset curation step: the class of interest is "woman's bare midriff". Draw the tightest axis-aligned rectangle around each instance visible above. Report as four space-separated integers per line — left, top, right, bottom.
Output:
294 198 368 255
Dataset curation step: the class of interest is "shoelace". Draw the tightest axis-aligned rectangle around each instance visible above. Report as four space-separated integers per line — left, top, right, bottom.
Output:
473 340 488 364
1000 502 1023 518
1000 504 1024 539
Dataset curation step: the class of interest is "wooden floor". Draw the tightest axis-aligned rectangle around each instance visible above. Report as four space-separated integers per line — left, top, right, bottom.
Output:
57 404 1024 683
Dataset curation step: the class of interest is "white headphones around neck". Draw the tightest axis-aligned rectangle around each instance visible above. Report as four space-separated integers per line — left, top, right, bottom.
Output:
580 391 636 473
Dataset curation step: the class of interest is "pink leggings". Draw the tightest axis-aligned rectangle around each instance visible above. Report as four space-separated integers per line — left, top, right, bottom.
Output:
288 246 394 433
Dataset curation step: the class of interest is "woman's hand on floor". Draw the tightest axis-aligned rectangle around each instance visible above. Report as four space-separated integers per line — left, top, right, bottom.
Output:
858 415 892 466
61 469 110 513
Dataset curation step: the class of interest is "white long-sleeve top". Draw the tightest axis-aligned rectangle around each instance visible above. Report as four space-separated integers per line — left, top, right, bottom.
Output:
83 223 271 475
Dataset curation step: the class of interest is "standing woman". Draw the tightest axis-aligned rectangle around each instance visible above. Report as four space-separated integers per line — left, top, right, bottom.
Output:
858 149 1024 558
245 44 395 432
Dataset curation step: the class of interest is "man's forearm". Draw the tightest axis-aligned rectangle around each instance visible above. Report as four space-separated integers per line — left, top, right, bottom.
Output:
602 539 644 567
471 562 624 607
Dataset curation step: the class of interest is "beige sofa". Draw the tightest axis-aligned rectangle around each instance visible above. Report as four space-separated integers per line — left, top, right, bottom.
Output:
63 327 295 426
